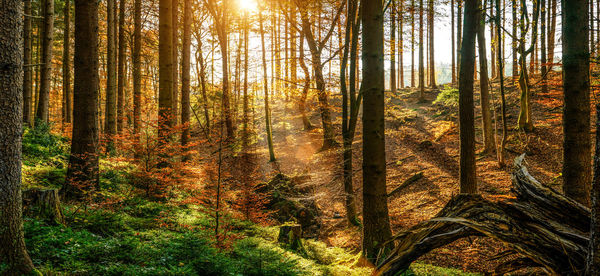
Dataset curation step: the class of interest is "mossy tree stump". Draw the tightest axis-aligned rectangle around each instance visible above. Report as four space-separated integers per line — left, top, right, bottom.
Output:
278 224 305 252
22 188 65 225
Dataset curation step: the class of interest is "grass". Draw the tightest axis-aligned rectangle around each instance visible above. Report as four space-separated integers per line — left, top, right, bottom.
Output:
16 122 478 276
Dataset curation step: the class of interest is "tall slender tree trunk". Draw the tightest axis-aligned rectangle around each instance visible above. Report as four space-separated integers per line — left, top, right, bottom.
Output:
63 0 72 126
23 0 32 127
181 0 191 149
427 0 436 88
399 0 404 88
362 0 392 263
158 0 174 141
562 0 591 207
65 0 100 199
496 0 508 167
512 0 518 78
540 0 548 94
411 0 415 87
105 0 117 139
390 0 396 93
298 32 314 131
588 103 600 274
477 0 495 154
451 0 456 84
418 0 425 100
490 0 496 79
459 0 478 194
457 0 462 77
117 0 126 132
133 0 142 135
0 1 36 273
259 7 276 162
172 0 179 126
242 13 249 145
35 0 54 124
547 0 556 72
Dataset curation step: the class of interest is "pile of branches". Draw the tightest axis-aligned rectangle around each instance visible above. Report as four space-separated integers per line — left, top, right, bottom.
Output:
375 155 590 275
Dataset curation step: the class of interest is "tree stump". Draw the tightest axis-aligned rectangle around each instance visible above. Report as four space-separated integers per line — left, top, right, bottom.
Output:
22 188 65 225
278 224 304 252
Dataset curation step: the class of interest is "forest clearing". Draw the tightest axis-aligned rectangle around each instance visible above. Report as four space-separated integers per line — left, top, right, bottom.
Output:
1 0 599 275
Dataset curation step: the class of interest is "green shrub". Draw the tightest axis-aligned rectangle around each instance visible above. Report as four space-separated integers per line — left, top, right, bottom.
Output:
433 87 459 108
22 122 69 167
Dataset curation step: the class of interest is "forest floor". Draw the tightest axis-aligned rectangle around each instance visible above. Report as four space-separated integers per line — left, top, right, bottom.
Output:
241 71 570 273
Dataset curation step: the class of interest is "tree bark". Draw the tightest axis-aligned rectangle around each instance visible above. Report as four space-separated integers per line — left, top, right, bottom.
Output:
259 7 276 162
562 0 591 207
172 0 179 126
587 103 600 274
390 0 396 94
158 0 174 142
458 0 477 194
451 0 456 84
181 0 191 150
105 0 118 139
65 0 100 201
23 0 33 127
540 0 548 94
427 0 436 88
133 0 142 135
63 0 72 126
362 0 393 263
35 0 54 124
418 0 425 100
0 2 36 273
117 0 127 133
476 3 495 154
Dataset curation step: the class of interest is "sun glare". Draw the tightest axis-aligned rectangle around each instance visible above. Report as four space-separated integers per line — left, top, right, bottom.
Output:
237 0 257 12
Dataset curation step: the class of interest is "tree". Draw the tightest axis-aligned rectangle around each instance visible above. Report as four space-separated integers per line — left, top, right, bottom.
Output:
105 0 118 139
35 0 54 123
181 0 192 149
516 0 540 132
172 0 179 126
293 0 344 149
477 0 494 154
65 0 101 200
159 0 174 141
23 0 33 127
340 0 361 226
390 0 396 94
0 2 36 273
451 0 456 84
458 0 477 194
117 0 127 132
362 0 393 263
418 0 425 101
588 96 600 275
259 5 276 162
540 0 548 94
63 0 72 126
427 0 436 88
133 0 142 135
204 0 234 140
562 0 591 207
495 0 508 167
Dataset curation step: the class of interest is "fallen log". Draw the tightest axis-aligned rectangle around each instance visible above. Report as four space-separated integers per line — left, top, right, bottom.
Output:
387 172 424 197
375 155 590 275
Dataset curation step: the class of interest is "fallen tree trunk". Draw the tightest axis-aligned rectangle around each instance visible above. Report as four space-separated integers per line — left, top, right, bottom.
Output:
375 155 590 275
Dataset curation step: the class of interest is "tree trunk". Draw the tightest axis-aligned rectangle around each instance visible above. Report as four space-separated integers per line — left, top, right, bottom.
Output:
390 0 396 94
398 0 404 88
418 0 425 100
259 8 276 162
65 0 100 201
242 13 249 146
23 0 33 127
298 32 313 131
172 0 179 126
540 0 548 94
117 0 127 133
587 103 600 274
362 0 393 263
512 0 518 79
427 0 436 88
562 0 591 207
451 0 456 84
63 0 72 127
22 188 65 225
458 0 478 194
547 0 556 72
181 0 191 150
476 3 495 154
35 0 54 124
158 0 174 142
105 0 117 139
457 0 462 77
495 0 508 167
0 2 36 273
133 0 142 135
411 0 415 87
